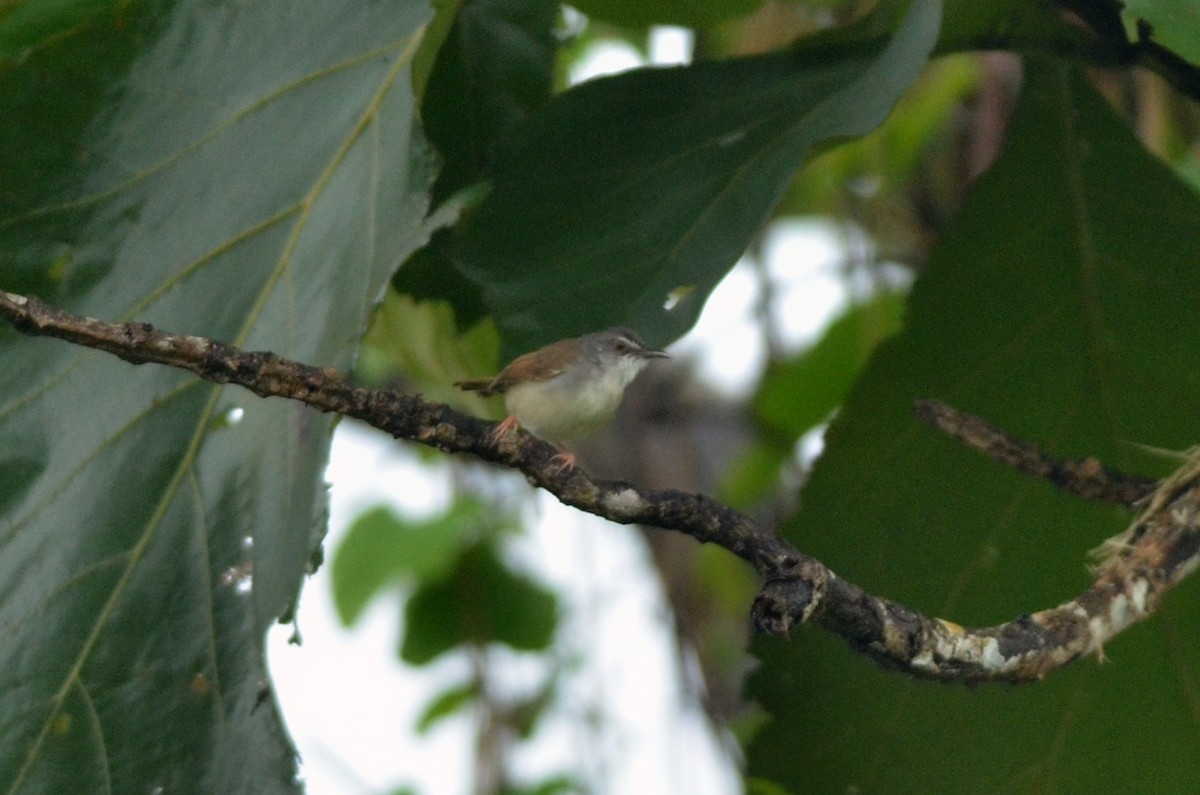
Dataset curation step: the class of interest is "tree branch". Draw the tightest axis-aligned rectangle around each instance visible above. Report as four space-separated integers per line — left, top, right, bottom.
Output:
1058 0 1200 102
4 289 1198 684
912 398 1157 505
935 1 1200 104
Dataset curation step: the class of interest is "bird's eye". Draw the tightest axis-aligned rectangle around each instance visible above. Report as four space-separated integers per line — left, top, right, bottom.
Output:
614 341 630 353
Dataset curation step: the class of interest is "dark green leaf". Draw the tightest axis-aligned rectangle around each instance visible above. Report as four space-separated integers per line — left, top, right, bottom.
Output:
403 575 471 664
456 0 941 357
757 289 906 440
413 0 464 98
360 290 501 402
395 0 556 322
723 290 905 505
568 0 764 28
508 681 557 738
415 681 479 734
501 775 585 795
0 0 123 66
0 0 433 790
745 780 792 795
1121 0 1200 66
332 498 500 626
747 61 1200 793
0 436 44 515
780 57 977 235
391 235 491 328
387 180 494 330
422 0 557 200
938 0 1094 54
402 541 558 664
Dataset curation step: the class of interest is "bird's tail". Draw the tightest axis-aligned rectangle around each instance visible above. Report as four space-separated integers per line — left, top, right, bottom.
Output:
455 378 496 396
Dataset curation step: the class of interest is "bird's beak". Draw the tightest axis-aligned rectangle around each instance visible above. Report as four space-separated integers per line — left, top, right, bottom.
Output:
642 348 669 359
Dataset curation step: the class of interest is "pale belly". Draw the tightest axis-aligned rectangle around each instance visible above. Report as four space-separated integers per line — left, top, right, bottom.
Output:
504 374 625 443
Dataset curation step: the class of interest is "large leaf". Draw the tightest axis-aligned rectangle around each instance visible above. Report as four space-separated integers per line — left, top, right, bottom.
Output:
421 0 557 201
1122 0 1200 67
401 540 559 665
723 291 906 505
747 61 1200 792
393 0 558 326
938 0 1093 53
0 0 433 790
331 498 499 626
568 0 765 28
0 0 123 66
456 0 942 357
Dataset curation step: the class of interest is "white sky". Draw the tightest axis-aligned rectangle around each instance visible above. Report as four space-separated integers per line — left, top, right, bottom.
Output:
266 25 893 795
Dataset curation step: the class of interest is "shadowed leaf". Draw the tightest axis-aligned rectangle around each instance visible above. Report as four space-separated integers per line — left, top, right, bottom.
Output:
456 0 941 357
747 60 1200 793
0 0 433 789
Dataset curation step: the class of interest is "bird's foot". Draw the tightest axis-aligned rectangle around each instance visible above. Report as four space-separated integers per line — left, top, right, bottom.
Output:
549 451 577 473
490 415 519 445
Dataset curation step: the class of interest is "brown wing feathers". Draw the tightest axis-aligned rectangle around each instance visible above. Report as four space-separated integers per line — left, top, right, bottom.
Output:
454 337 576 397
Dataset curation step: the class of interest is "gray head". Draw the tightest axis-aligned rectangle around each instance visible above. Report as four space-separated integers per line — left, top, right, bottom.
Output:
584 327 668 365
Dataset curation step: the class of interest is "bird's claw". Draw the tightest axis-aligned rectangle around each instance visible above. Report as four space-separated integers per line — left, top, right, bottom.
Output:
490 415 519 445
550 452 576 473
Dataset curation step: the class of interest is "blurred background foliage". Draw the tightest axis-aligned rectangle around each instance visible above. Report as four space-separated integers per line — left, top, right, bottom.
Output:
3 0 1200 792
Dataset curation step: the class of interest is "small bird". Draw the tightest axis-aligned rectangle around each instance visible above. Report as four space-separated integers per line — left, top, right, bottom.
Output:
456 327 668 471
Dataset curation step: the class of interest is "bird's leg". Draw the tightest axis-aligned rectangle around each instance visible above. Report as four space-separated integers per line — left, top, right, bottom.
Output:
549 449 577 473
490 415 520 445
490 417 575 472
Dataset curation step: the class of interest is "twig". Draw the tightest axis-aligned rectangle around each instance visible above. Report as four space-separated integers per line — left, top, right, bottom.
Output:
4 289 1199 684
1054 0 1200 103
913 398 1157 505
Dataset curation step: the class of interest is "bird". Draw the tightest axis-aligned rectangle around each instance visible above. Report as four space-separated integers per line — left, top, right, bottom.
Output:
455 327 668 471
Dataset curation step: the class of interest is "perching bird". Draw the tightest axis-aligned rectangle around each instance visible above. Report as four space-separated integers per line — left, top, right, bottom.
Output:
456 327 668 471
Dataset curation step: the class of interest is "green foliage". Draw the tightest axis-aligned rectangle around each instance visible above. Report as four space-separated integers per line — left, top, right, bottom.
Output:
746 60 1200 793
782 57 979 246
0 0 126 66
3 0 1200 790
402 539 559 663
745 780 792 795
330 495 558 662
422 0 558 201
502 775 585 795
332 498 565 795
568 0 764 28
415 682 479 734
331 494 561 783
936 0 1094 54
723 290 906 504
0 0 432 790
1122 0 1200 66
757 291 906 441
394 0 558 326
360 291 503 406
331 500 487 625
455 0 941 358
